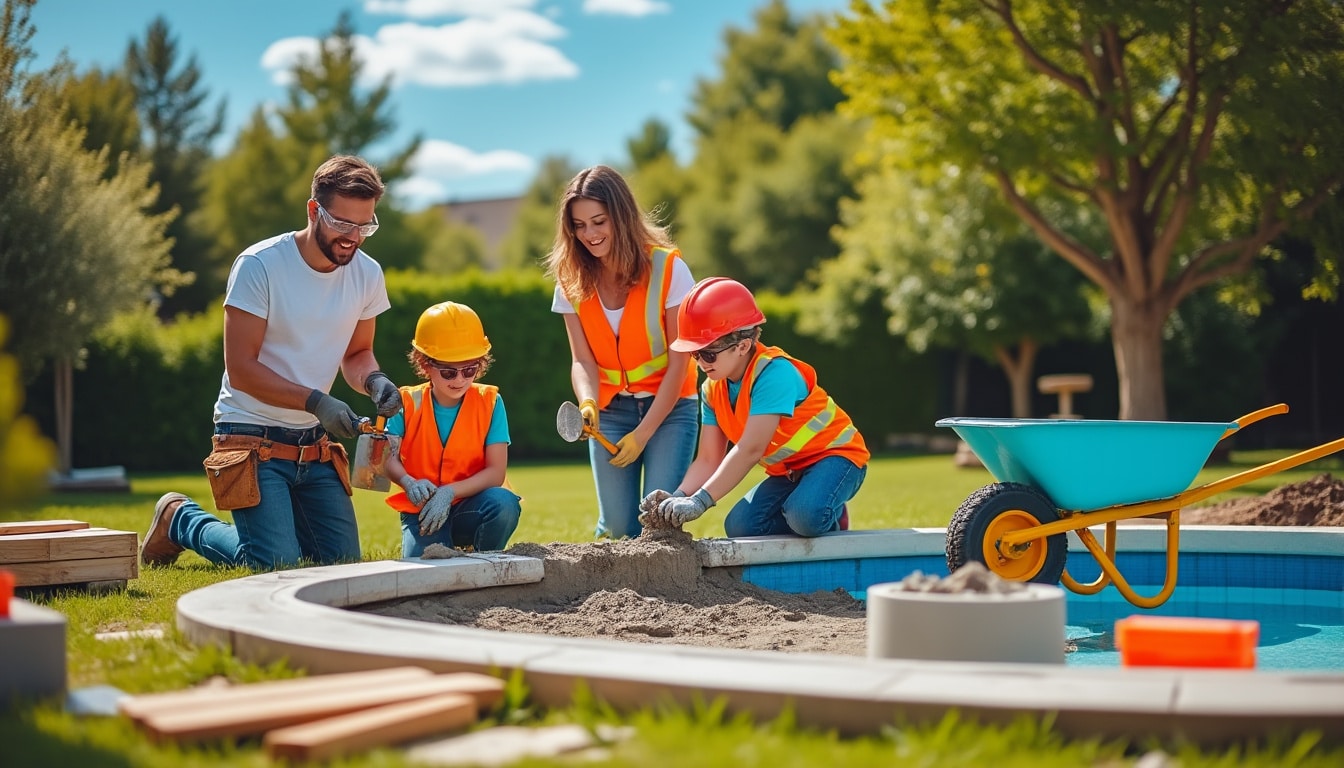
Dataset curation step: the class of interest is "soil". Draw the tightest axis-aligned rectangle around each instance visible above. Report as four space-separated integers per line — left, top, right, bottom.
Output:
361 475 1343 656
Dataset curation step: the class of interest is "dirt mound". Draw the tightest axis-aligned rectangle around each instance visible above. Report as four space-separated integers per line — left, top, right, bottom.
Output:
1181 473 1344 526
363 529 868 655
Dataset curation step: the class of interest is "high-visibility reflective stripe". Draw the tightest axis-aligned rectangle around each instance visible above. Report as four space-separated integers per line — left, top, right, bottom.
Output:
643 248 671 357
761 398 839 465
626 352 667 383
598 366 622 385
409 389 425 408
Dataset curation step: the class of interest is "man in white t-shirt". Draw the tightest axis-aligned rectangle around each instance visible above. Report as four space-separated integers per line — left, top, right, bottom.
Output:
140 155 402 570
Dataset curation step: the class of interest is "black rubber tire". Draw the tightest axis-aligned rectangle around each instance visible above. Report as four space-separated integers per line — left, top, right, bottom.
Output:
945 482 1067 585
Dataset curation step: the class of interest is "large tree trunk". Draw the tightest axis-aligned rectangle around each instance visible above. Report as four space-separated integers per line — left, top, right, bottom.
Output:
993 338 1039 419
1111 298 1168 421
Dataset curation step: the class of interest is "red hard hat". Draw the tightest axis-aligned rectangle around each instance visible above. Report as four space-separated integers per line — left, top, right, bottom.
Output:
671 277 766 352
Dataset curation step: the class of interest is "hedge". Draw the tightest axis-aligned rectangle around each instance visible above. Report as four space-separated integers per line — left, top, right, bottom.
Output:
25 269 940 471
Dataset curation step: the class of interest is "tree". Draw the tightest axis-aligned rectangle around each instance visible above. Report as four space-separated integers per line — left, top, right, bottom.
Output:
808 163 1099 417
48 65 140 178
831 0 1344 419
687 0 844 136
0 0 178 374
627 117 673 171
498 155 580 271
201 11 421 271
678 2 856 291
125 16 227 315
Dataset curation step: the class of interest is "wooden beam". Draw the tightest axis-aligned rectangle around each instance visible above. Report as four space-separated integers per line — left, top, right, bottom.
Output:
0 520 90 536
0 529 136 564
139 673 505 743
263 692 476 761
120 667 434 722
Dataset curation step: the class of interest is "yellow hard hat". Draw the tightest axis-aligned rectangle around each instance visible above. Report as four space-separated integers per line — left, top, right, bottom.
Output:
412 302 491 361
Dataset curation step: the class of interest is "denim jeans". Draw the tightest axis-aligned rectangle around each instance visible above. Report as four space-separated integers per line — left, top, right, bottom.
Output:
723 455 867 538
400 486 522 557
169 423 361 570
589 395 699 539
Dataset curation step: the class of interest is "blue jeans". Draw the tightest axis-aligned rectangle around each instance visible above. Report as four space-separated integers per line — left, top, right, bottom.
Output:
170 423 361 570
589 395 699 539
400 486 522 557
723 455 867 538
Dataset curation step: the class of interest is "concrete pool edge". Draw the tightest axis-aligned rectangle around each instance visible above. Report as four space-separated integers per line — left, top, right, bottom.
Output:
176 527 1344 746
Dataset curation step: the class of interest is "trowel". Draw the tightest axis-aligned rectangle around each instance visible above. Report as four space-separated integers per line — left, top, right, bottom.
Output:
556 401 618 454
352 416 391 491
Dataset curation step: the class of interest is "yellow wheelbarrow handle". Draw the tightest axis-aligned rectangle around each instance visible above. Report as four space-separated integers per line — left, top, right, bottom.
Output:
1221 403 1288 440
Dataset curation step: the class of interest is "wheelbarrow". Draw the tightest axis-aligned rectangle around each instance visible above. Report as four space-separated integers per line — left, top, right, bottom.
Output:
936 404 1344 608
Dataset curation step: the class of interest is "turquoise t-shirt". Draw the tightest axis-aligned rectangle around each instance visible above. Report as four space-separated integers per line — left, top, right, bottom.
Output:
386 393 511 447
701 358 808 427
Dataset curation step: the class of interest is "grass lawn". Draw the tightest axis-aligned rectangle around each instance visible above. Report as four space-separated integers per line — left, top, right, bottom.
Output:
2 450 1341 767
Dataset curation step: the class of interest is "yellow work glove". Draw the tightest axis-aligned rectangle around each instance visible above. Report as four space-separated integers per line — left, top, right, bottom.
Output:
578 398 599 436
609 432 646 467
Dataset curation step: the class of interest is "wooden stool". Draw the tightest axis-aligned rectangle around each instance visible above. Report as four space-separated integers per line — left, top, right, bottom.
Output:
1037 374 1093 419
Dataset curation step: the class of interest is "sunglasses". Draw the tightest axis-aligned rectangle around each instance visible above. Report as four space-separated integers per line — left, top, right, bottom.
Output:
426 361 481 381
313 200 380 238
690 341 741 364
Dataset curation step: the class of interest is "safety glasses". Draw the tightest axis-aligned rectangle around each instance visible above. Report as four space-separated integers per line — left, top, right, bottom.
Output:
313 201 380 238
690 340 741 364
426 360 481 381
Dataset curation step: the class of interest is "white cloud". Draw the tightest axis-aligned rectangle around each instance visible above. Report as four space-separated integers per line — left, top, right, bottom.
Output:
582 0 670 16
393 139 535 206
413 139 534 177
364 0 538 19
260 10 578 88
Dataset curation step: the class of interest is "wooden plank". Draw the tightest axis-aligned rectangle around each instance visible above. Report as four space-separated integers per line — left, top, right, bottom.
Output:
0 520 89 536
139 673 505 743
120 667 435 722
0 529 136 565
5 555 138 587
264 693 476 762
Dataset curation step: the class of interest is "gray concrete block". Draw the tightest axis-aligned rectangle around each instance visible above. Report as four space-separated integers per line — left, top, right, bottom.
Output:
0 598 67 699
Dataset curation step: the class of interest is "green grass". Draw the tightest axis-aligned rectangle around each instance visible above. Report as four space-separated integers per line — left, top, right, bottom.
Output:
2 450 1342 767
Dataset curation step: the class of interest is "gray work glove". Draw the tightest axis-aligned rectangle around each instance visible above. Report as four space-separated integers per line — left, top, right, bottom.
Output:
403 477 437 508
305 389 360 439
418 484 457 536
658 488 714 528
638 488 684 529
364 371 402 417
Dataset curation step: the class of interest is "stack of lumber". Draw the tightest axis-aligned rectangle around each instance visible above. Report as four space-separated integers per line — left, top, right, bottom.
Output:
118 666 505 761
0 520 138 588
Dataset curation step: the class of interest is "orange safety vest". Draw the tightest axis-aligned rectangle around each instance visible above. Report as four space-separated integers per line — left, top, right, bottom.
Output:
385 382 499 513
575 246 698 409
704 344 869 476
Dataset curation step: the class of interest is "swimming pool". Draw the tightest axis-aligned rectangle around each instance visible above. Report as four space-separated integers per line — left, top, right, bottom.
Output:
737 532 1344 671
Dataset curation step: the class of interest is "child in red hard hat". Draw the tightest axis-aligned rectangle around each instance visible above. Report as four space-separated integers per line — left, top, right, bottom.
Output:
639 277 869 537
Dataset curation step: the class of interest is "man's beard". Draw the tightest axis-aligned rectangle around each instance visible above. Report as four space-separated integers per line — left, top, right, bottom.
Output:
316 228 359 267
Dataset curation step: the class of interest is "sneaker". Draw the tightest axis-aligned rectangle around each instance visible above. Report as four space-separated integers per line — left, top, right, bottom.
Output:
142 492 187 566
838 504 850 531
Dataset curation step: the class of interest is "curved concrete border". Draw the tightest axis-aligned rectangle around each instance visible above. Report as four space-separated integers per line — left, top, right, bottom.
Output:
177 527 1344 747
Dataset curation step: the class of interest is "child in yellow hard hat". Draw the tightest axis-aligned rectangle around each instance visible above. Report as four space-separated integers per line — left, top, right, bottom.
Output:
380 301 521 556
641 277 868 537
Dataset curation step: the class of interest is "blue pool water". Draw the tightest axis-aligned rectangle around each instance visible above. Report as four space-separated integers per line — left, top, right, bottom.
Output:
741 550 1344 671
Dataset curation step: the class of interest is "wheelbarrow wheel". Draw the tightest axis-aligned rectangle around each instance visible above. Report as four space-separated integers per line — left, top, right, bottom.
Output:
946 482 1066 585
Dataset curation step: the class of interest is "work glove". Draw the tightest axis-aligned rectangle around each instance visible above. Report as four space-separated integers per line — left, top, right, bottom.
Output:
578 398 599 436
638 488 684 528
305 389 361 439
403 477 437 508
418 484 457 536
365 371 402 417
658 488 714 528
609 432 646 468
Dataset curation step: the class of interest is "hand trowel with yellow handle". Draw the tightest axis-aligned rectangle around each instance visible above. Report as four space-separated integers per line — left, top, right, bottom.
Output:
352 416 391 491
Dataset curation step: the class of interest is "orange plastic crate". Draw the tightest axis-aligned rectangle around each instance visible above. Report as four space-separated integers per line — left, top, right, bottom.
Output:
1115 615 1259 668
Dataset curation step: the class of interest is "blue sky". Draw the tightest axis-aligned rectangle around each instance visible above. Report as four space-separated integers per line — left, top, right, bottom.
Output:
28 0 849 209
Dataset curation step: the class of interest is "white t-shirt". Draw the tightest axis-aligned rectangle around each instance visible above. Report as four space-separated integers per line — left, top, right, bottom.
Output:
550 256 695 333
214 232 391 427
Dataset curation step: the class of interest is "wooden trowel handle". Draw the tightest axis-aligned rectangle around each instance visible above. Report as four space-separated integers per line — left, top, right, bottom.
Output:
585 426 619 455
